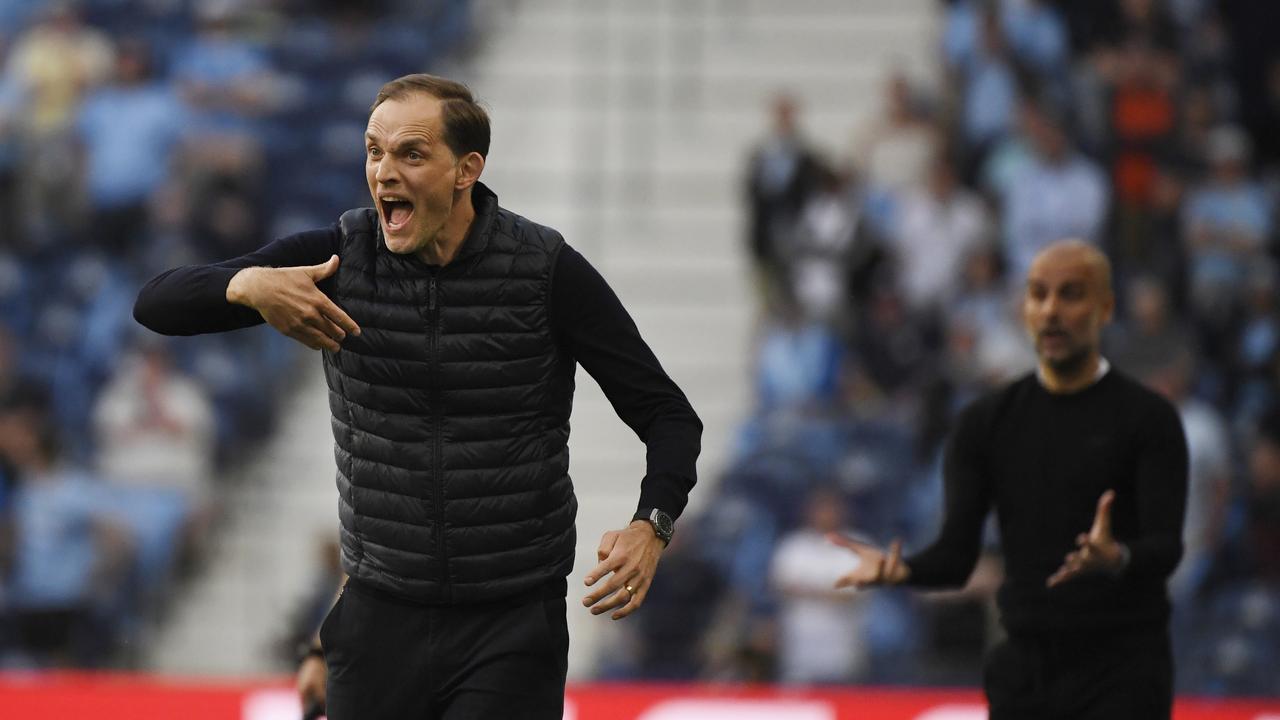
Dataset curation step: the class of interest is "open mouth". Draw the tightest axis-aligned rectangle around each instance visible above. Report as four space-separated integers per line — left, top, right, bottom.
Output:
379 196 415 233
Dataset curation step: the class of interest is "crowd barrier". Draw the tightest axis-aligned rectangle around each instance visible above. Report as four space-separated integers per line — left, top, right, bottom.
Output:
2 674 1278 719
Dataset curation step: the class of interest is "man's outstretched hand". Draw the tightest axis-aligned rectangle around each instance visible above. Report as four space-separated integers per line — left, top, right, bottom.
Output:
296 653 326 718
1047 489 1128 588
226 254 361 352
828 534 910 589
582 521 665 621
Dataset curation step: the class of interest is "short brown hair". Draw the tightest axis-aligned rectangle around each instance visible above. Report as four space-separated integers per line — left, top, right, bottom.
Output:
371 74 490 159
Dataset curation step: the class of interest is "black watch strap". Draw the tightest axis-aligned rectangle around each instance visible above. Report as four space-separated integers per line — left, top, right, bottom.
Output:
633 508 675 545
296 641 324 665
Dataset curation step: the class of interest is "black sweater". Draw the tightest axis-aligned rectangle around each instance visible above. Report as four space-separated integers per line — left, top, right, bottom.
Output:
906 370 1188 635
133 225 702 520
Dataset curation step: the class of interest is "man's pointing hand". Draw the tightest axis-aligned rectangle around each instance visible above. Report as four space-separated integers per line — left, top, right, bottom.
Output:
226 254 361 352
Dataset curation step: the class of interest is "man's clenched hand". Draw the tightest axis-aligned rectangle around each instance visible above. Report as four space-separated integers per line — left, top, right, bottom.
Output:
226 255 360 351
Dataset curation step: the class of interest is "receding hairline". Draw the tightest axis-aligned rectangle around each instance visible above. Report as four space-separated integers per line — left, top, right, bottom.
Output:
369 74 490 159
370 74 476 111
1028 239 1114 296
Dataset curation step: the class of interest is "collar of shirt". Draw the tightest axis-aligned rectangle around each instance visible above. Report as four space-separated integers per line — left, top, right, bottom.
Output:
1036 356 1110 390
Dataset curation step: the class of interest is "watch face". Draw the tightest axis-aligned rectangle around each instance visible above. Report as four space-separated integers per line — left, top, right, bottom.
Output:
652 510 674 537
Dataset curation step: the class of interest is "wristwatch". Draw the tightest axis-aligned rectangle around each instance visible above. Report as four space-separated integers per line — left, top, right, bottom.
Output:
632 508 675 546
295 640 324 666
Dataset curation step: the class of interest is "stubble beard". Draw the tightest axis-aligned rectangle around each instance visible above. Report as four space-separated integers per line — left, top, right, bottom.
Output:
1043 343 1093 378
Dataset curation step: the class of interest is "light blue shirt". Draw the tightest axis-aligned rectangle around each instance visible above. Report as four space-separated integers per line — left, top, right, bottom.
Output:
1003 154 1109 278
8 470 110 609
77 83 187 208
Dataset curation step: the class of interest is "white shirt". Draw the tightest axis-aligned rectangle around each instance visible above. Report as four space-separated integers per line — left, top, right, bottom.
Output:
770 528 869 683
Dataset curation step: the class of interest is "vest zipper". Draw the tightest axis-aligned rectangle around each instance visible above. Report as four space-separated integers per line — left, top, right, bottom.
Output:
428 272 448 600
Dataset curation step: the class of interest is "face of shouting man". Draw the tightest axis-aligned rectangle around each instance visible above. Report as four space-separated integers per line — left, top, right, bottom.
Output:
365 92 484 264
1022 240 1115 390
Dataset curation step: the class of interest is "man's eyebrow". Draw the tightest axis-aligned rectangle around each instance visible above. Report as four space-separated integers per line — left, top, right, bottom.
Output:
365 135 429 152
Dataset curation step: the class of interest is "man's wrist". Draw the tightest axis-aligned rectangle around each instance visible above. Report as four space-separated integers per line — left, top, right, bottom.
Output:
631 508 674 546
226 267 260 306
1110 543 1131 576
630 519 655 535
295 640 324 665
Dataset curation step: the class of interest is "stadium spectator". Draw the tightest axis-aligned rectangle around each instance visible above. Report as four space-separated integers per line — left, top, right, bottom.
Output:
787 166 862 324
1106 274 1193 383
744 93 822 299
770 487 869 684
4 1 114 242
1145 350 1230 603
1000 0 1069 77
1181 125 1272 325
888 152 991 314
1001 98 1109 280
852 283 936 400
1102 36 1178 267
92 341 215 506
0 322 49 414
631 525 724 681
754 306 843 414
849 72 937 204
1209 414 1280 588
75 39 187 256
947 3 1020 179
947 244 1030 382
1225 263 1280 433
171 0 275 180
0 51 21 246
0 413 133 668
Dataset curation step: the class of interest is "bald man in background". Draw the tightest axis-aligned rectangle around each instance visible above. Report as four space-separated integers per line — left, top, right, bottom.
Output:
832 240 1188 719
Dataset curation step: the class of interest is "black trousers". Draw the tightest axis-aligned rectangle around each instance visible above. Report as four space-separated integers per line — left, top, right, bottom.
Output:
983 626 1173 720
320 580 568 720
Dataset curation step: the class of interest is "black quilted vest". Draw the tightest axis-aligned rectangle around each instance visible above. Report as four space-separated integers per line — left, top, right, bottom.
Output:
322 183 577 604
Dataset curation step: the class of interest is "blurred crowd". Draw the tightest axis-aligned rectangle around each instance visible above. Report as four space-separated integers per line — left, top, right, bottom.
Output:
0 0 471 669
607 0 1280 697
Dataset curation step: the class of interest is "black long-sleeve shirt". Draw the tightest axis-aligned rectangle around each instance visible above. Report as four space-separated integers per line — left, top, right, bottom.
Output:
134 225 702 520
905 370 1188 635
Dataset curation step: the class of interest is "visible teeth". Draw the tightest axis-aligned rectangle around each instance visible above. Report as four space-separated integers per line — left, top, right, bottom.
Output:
380 196 408 203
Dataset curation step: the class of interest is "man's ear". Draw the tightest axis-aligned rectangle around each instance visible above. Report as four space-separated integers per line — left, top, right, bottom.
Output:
455 152 485 190
1100 289 1115 326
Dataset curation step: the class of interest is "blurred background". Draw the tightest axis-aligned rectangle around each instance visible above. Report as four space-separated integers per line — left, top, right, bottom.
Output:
0 0 1279 713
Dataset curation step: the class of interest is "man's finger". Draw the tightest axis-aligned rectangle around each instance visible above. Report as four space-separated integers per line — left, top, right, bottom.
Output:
590 589 630 615
583 553 624 588
584 545 629 591
317 297 360 337
612 579 649 620
1093 490 1115 538
586 573 638 612
293 329 339 352
595 531 619 565
310 254 341 280
826 532 875 555
1047 561 1079 587
308 312 348 343
884 539 903 580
